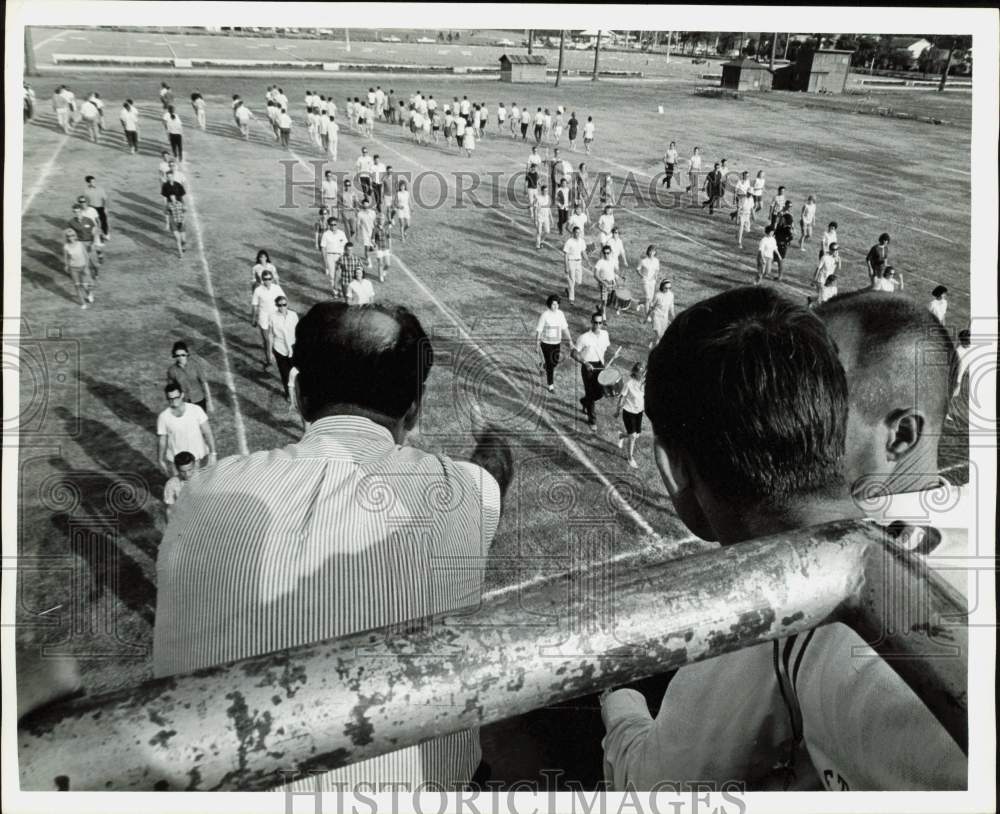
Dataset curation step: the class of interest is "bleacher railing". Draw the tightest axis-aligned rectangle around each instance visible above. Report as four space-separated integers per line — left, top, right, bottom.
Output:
17 520 967 791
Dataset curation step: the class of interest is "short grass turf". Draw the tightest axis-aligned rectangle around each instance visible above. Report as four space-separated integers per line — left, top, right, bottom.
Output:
17 70 971 701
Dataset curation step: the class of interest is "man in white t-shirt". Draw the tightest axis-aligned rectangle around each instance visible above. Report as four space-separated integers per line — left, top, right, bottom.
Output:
596 206 615 248
320 218 348 288
571 311 611 431
250 273 286 365
756 225 778 284
234 101 254 139
79 97 101 143
119 100 140 154
157 384 216 475
593 244 619 311
346 265 375 306
562 226 589 303
163 450 198 518
356 146 374 197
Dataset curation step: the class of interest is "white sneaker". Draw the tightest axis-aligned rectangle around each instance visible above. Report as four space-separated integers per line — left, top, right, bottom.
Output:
616 434 624 449
628 457 638 469
547 384 554 392
86 292 94 303
80 302 88 310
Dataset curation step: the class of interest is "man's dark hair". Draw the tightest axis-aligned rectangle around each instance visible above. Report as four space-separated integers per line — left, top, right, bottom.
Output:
645 287 848 506
171 340 189 355
173 451 196 467
546 294 560 308
878 232 890 243
164 383 182 397
85 175 95 183
932 285 948 298
816 290 956 421
957 329 971 347
293 302 433 422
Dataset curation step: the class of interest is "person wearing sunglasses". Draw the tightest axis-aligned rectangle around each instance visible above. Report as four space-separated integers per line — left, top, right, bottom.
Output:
269 297 299 401
571 311 611 432
166 341 213 413
250 272 286 367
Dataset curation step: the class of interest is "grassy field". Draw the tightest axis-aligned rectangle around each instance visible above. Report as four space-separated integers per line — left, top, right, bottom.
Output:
16 59 972 779
35 26 770 80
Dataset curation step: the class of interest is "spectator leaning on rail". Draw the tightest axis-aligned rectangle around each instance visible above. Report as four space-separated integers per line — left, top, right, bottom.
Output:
817 290 967 595
153 301 513 792
601 286 965 792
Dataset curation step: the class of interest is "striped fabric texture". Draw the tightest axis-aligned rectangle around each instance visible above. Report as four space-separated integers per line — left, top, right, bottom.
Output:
153 415 501 791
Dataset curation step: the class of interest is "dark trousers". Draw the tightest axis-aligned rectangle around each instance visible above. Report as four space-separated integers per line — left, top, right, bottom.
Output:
541 342 561 386
373 185 384 210
273 351 294 397
534 124 543 144
557 208 569 234
125 130 138 150
96 207 109 237
521 122 529 140
662 163 675 187
580 362 605 425
703 192 723 214
169 133 183 161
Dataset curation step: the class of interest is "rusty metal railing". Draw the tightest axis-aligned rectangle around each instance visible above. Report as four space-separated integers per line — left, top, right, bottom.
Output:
17 520 967 791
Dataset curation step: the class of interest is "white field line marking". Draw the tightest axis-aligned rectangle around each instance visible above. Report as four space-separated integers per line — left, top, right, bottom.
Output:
185 184 250 456
22 132 69 215
340 131 663 538
159 32 177 59
938 165 971 177
392 252 662 541
35 29 70 49
829 201 957 245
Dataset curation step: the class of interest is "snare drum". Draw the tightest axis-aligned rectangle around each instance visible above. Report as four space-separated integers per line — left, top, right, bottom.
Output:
597 367 623 398
614 286 633 311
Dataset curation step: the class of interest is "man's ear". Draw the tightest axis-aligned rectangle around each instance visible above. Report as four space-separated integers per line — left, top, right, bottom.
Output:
653 437 718 542
886 409 925 462
402 399 421 432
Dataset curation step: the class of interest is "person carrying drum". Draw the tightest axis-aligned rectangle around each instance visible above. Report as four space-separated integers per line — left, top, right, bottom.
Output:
594 244 619 316
615 363 646 469
571 311 611 432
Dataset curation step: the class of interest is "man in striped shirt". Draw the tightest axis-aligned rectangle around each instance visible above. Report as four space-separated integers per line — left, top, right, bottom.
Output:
154 302 511 792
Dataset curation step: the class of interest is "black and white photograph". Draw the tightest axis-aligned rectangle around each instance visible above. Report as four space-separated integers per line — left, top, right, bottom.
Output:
3 3 997 813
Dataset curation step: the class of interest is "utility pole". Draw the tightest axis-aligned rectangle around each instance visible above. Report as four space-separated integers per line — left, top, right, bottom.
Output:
527 29 533 55
592 30 602 80
345 28 351 53
938 40 954 92
555 30 565 86
25 26 37 77
769 32 777 71
783 33 790 60
665 30 672 63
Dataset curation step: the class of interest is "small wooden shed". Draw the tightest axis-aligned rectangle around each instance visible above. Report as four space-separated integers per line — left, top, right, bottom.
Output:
790 49 854 93
720 58 773 91
499 54 548 83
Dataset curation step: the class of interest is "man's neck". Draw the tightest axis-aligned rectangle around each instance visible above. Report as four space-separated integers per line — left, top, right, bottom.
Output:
708 490 863 546
309 405 408 445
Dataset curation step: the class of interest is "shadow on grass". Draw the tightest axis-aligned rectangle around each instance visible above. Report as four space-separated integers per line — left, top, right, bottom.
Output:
28 116 169 159
80 373 157 434
21 236 78 303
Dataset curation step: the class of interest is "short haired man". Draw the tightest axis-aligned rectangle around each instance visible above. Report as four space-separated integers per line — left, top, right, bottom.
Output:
166 341 213 412
268 296 299 400
571 311 610 432
83 175 110 240
336 241 366 301
755 225 778 285
163 451 197 518
866 232 891 286
119 99 140 153
700 162 724 214
156 384 216 476
250 271 286 366
153 302 512 792
602 287 966 791
320 218 348 293
562 225 589 303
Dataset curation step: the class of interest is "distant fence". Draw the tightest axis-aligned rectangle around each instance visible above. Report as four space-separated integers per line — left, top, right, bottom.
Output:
18 520 967 791
49 53 641 78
